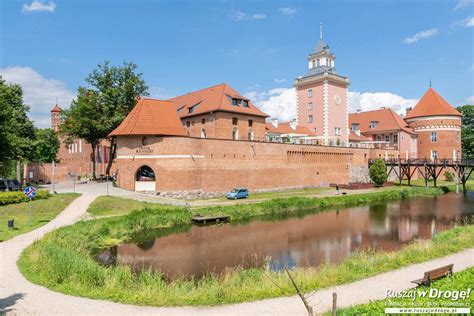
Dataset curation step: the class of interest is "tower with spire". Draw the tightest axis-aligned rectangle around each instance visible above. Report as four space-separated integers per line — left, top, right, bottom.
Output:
50 103 62 132
294 24 350 145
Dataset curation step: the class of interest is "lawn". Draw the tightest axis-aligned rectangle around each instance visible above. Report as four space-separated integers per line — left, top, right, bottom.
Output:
399 179 474 191
335 266 474 315
86 195 167 217
18 186 474 307
0 193 80 241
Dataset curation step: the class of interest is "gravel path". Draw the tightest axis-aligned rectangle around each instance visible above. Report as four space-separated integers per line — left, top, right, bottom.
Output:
1 193 473 315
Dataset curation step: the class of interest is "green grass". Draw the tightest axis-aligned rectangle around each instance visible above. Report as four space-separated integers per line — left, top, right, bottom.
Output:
335 266 474 315
399 179 474 191
18 186 474 306
0 193 80 241
86 196 169 217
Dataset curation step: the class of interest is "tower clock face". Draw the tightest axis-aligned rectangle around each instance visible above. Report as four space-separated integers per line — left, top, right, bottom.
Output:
334 94 342 105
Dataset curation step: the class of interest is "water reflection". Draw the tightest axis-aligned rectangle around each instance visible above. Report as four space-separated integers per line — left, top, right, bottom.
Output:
100 192 473 279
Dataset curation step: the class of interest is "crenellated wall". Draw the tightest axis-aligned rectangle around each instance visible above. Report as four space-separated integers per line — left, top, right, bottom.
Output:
113 136 370 193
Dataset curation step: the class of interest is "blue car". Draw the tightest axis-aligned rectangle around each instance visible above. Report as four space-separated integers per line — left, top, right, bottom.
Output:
226 188 249 199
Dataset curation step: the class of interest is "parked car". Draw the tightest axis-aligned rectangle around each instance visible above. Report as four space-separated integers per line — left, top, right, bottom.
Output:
0 179 22 192
226 188 249 200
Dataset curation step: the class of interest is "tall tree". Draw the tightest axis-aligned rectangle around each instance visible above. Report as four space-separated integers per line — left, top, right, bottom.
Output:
85 61 149 175
457 105 473 159
34 128 60 163
0 77 36 179
61 88 109 179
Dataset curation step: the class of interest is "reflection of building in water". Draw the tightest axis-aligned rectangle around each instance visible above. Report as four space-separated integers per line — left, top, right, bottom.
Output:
110 194 473 279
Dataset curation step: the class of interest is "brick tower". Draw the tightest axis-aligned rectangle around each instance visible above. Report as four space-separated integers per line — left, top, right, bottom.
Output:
405 87 462 160
51 104 62 132
294 24 350 146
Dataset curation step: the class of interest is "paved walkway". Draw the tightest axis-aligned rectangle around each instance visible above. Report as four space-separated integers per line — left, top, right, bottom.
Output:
1 193 473 315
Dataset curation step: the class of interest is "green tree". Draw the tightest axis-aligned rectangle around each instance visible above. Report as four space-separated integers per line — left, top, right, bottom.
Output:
33 128 60 163
369 159 388 187
85 61 149 175
61 88 108 179
457 105 473 159
0 77 36 179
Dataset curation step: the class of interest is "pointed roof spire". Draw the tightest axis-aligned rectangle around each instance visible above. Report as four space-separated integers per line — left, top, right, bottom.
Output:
320 22 323 40
405 87 461 119
429 76 432 87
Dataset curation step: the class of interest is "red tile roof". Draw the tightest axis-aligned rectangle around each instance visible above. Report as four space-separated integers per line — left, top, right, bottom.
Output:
109 98 187 137
168 83 269 118
349 130 371 142
349 108 416 135
265 122 316 135
51 104 62 112
405 87 461 119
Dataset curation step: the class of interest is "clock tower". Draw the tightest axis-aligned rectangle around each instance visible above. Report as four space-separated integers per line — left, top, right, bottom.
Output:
294 25 349 145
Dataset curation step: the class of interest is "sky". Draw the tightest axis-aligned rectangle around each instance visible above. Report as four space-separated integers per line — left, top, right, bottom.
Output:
0 0 473 127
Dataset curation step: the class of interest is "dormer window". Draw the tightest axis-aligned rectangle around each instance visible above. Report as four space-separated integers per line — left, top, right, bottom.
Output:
188 101 201 114
243 100 249 107
232 98 243 106
351 123 359 131
370 121 378 129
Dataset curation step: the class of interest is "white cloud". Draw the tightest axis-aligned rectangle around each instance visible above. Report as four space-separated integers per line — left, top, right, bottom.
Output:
348 91 418 115
245 88 296 121
244 87 418 122
465 95 474 104
232 10 267 21
22 1 56 13
464 17 474 27
0 66 75 128
454 0 473 10
278 7 296 16
403 28 438 44
274 78 287 83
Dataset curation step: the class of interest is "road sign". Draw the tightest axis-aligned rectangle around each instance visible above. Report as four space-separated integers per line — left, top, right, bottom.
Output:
23 186 37 199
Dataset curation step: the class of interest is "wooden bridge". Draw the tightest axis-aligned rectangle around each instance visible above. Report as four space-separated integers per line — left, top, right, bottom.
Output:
369 158 474 192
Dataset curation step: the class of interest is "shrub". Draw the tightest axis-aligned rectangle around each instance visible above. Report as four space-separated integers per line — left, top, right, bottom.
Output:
0 189 50 206
444 171 454 182
369 159 388 187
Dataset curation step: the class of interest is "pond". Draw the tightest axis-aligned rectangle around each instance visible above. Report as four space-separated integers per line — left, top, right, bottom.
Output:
98 192 474 279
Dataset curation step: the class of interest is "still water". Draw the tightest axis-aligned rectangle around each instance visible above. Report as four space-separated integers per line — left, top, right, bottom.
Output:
99 192 473 279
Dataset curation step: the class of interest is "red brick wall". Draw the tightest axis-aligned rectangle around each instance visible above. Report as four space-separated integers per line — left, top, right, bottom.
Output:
407 117 461 159
113 136 369 192
181 112 266 141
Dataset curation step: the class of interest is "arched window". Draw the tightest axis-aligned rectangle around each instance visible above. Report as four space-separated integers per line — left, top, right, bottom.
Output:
232 127 239 140
248 130 254 141
201 128 206 138
136 165 155 182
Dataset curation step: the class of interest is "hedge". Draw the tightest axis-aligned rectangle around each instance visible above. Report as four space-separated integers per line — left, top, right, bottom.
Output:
0 190 50 206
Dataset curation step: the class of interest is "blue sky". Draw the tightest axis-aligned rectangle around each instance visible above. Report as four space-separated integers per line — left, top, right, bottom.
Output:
1 0 473 127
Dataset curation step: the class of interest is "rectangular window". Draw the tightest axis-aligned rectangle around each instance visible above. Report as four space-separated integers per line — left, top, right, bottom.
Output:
393 134 398 144
377 135 382 141
456 131 460 143
243 100 249 107
248 119 253 127
431 132 437 142
334 127 341 136
232 99 241 106
351 123 359 131
308 102 313 110
370 121 378 129
431 150 438 160
232 117 238 125
201 118 206 124
308 115 313 123
186 121 190 127
307 89 313 98
385 135 390 143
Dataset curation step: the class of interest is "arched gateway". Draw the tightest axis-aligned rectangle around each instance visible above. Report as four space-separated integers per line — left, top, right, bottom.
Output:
135 165 156 192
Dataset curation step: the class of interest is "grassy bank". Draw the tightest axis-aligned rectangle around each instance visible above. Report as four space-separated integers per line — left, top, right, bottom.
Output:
18 186 474 306
335 266 474 315
0 193 80 241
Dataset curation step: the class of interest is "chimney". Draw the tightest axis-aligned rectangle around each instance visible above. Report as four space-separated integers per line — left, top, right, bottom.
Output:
356 109 362 113
290 119 297 130
271 118 278 128
406 107 412 116
380 106 386 110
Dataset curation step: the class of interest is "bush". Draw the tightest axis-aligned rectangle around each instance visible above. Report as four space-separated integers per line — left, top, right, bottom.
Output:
0 189 50 206
444 171 454 182
369 159 388 187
